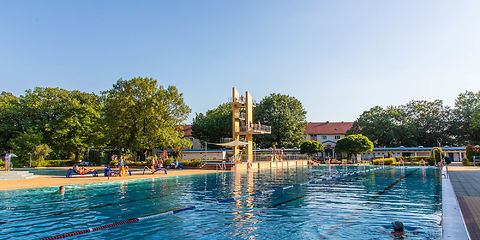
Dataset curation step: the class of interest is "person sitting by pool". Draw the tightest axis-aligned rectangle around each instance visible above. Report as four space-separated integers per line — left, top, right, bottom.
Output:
73 165 93 175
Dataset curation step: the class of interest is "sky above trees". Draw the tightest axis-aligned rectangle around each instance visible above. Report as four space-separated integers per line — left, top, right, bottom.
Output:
1 1 479 122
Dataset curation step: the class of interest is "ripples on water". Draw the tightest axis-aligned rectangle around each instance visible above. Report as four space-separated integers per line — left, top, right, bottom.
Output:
0 166 441 239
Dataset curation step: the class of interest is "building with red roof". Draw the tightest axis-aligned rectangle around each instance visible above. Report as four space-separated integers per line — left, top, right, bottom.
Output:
304 121 353 158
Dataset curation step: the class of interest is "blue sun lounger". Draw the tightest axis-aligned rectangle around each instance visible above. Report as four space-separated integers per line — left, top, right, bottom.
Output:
66 168 98 178
143 166 167 175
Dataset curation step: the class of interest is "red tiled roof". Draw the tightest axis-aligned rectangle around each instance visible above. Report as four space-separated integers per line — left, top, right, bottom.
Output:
182 124 192 136
304 122 353 135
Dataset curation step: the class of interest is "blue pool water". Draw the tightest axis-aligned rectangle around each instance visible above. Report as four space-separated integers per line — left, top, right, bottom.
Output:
13 169 68 176
0 166 441 239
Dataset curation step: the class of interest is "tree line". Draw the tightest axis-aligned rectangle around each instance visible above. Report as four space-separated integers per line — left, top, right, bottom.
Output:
0 77 191 166
348 91 480 147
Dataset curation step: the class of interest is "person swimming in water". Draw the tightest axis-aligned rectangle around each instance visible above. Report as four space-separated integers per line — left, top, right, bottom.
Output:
379 221 420 238
56 186 65 195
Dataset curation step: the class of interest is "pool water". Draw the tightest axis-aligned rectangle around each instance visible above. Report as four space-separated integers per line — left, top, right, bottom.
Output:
0 166 441 239
13 169 69 176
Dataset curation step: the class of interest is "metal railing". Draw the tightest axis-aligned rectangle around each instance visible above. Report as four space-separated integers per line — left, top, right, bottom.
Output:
239 123 271 133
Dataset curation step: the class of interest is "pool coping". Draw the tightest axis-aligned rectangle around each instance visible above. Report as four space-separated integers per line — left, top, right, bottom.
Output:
442 166 470 240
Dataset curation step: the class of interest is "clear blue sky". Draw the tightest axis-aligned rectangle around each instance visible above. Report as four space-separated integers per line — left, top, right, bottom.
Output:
1 1 479 123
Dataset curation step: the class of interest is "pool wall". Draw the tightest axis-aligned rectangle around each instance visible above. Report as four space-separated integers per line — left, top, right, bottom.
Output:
233 159 309 170
442 166 469 240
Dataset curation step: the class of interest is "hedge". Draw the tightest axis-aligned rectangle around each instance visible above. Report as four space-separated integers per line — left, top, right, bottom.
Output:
373 158 396 165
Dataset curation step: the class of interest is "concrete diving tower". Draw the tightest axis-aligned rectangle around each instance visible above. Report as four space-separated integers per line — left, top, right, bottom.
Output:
232 87 271 162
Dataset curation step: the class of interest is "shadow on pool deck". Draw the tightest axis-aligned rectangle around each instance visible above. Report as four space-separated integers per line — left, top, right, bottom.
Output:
449 164 480 239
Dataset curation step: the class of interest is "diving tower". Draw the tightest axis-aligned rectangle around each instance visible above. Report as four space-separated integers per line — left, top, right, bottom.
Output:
232 87 271 162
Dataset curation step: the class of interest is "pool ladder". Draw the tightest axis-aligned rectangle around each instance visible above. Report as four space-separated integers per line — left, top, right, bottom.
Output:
216 161 226 170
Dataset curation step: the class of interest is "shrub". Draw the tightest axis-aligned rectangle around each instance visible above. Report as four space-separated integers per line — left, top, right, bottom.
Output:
182 159 204 168
163 158 174 167
463 157 474 166
466 145 480 161
373 158 396 165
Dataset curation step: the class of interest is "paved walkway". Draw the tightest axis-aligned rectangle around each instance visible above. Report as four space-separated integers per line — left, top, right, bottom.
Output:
449 165 480 239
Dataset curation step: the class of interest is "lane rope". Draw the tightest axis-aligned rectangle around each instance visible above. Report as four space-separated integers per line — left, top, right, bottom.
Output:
42 166 384 240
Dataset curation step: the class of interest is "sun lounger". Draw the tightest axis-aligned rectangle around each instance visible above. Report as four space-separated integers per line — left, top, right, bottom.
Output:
66 168 98 178
143 166 167 175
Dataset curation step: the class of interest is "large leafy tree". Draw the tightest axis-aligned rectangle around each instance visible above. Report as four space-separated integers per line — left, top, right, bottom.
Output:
469 110 480 144
191 103 232 143
0 92 21 152
400 100 454 146
1 88 103 161
254 93 307 148
335 134 374 160
103 77 190 154
453 90 480 144
348 106 400 147
20 88 104 159
350 100 454 147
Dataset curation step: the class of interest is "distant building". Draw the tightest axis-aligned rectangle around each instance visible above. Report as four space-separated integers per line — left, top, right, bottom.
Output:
181 125 203 149
304 121 354 159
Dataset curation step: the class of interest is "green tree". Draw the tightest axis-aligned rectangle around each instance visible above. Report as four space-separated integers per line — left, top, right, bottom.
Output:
335 134 374 161
254 93 307 148
8 129 43 166
300 140 324 157
103 77 191 156
31 144 52 167
191 103 232 143
469 110 480 144
454 90 480 144
400 100 454 147
169 137 193 159
350 100 454 147
348 106 400 147
0 92 22 152
19 87 104 160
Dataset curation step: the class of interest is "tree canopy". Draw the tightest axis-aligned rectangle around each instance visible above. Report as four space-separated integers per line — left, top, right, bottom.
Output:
349 99 455 147
335 134 374 158
254 93 307 148
453 90 480 144
300 140 324 156
191 103 232 143
103 77 191 153
0 88 104 163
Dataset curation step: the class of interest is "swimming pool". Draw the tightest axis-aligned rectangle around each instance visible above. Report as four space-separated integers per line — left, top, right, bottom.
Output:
0 166 441 239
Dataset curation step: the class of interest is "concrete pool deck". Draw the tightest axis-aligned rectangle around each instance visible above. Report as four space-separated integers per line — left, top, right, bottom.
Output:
0 168 224 190
447 165 480 239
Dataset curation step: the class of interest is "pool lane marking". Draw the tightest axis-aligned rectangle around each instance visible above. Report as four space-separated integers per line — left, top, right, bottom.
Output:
319 167 420 239
41 167 384 240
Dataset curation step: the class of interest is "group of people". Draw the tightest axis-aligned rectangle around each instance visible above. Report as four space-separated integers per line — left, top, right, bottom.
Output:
111 155 130 176
149 156 164 171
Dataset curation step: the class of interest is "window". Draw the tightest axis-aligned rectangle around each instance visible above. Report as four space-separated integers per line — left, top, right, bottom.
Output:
322 136 327 140
335 136 341 139
310 135 317 141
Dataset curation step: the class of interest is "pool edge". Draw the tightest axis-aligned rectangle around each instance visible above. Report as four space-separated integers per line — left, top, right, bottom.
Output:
442 166 470 240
